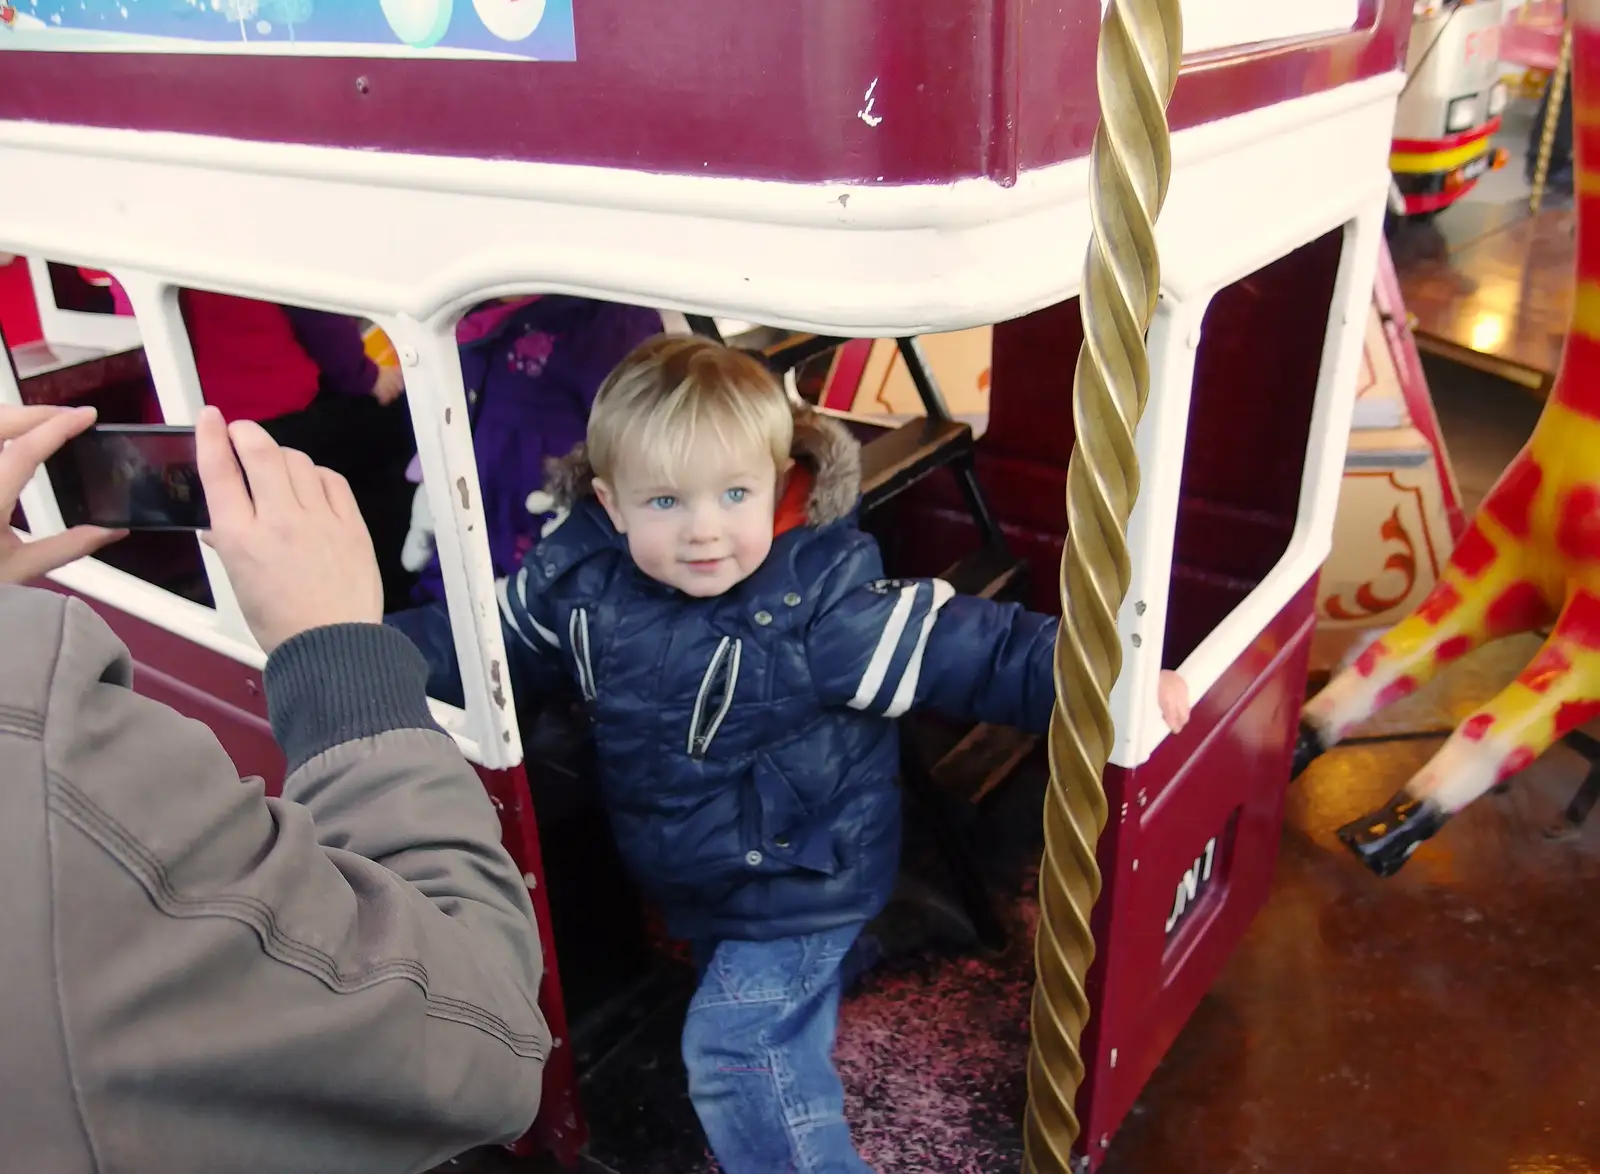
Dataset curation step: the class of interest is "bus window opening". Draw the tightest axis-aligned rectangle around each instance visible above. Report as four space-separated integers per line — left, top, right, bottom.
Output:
1164 228 1345 670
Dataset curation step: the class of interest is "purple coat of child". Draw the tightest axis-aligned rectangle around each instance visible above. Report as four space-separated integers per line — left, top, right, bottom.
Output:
411 296 662 604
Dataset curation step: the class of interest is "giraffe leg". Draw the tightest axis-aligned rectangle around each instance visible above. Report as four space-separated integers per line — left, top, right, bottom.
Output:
1338 588 1600 876
1294 516 1552 778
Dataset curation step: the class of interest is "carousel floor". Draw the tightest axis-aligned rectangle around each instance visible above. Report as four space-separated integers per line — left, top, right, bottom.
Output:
1392 103 1576 393
469 364 1600 1174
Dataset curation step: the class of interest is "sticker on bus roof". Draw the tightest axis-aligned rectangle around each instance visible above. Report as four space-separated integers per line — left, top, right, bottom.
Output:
0 0 576 62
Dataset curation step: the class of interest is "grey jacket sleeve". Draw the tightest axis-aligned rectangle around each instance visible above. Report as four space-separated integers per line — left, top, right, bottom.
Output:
37 596 548 1174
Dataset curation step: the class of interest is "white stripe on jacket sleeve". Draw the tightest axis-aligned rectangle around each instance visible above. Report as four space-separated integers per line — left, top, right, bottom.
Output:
847 579 955 716
847 584 919 711
884 579 956 717
497 570 561 651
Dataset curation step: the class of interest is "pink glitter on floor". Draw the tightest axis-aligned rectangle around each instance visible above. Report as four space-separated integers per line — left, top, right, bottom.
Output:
581 892 1044 1174
832 890 1041 1174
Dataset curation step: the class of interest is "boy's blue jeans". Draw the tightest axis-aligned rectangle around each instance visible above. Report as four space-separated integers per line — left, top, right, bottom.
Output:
684 923 875 1174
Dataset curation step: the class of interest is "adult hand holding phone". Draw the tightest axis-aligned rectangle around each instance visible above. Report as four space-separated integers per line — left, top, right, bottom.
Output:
196 405 383 653
0 404 126 585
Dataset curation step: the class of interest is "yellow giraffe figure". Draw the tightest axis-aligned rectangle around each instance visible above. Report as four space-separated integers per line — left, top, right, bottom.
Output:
1294 2 1600 876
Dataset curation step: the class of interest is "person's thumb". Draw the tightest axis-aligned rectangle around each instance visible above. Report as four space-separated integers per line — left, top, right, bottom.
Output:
0 526 125 585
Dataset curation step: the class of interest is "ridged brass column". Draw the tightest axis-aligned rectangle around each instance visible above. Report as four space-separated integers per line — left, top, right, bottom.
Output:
1531 22 1573 216
1020 0 1182 1169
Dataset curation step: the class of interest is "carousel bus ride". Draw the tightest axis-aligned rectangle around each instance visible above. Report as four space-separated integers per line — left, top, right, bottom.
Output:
1391 0 1512 220
0 0 1406 1167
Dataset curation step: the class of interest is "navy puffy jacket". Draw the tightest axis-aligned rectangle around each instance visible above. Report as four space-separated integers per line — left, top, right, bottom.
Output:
388 409 1059 942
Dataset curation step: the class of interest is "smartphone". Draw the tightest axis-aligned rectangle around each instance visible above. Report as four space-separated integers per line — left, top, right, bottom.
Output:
46 424 210 531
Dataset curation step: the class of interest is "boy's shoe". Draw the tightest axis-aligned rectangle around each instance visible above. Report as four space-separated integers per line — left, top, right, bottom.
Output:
1290 719 1327 780
859 874 980 966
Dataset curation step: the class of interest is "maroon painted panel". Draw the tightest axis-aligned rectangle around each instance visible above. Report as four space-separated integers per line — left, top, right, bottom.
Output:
478 761 587 1166
0 0 1405 184
1076 579 1318 1167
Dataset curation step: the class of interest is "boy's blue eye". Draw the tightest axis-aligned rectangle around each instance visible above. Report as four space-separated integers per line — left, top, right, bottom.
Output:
648 495 678 510
724 487 749 505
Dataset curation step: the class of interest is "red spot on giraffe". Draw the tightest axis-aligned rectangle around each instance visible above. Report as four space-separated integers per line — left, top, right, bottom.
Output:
1416 582 1463 626
1485 581 1548 638
1449 524 1497 580
1353 642 1388 677
1556 699 1600 734
1518 644 1573 693
1577 234 1600 298
1555 484 1600 562
1552 335 1600 421
1558 591 1600 650
1482 454 1543 539
1373 675 1419 710
1461 713 1495 741
1435 634 1474 663
1496 745 1537 782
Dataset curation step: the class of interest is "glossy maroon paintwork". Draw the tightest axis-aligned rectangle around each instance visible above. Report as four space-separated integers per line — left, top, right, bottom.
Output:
1078 580 1316 1168
476 759 587 1166
0 1 1404 184
32 581 586 1163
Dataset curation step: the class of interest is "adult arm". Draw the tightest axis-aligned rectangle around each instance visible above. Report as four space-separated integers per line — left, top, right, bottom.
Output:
38 593 548 1174
285 306 381 397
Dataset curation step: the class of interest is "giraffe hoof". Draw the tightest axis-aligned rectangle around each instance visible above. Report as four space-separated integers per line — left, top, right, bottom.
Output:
1337 793 1449 878
1290 720 1328 780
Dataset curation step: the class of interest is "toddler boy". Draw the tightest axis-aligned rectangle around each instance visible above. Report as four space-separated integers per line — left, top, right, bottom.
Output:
392 335 1185 1173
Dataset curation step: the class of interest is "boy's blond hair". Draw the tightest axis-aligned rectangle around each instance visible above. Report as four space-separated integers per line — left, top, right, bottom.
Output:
588 334 794 485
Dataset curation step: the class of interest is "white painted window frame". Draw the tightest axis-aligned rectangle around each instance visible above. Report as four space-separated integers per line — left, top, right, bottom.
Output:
1180 0 1363 56
1 273 518 770
1110 203 1388 769
24 255 142 353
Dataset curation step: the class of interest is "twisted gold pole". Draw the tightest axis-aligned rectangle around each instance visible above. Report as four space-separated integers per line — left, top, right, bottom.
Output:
1021 0 1182 1169
1531 22 1573 217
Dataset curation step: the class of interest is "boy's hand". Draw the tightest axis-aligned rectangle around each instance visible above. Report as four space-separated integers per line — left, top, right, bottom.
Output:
1157 670 1191 735
0 404 125 584
197 406 382 653
372 365 406 407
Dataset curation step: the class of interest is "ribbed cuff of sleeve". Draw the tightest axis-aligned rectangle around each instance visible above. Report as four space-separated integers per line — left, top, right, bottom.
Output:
264 622 444 774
